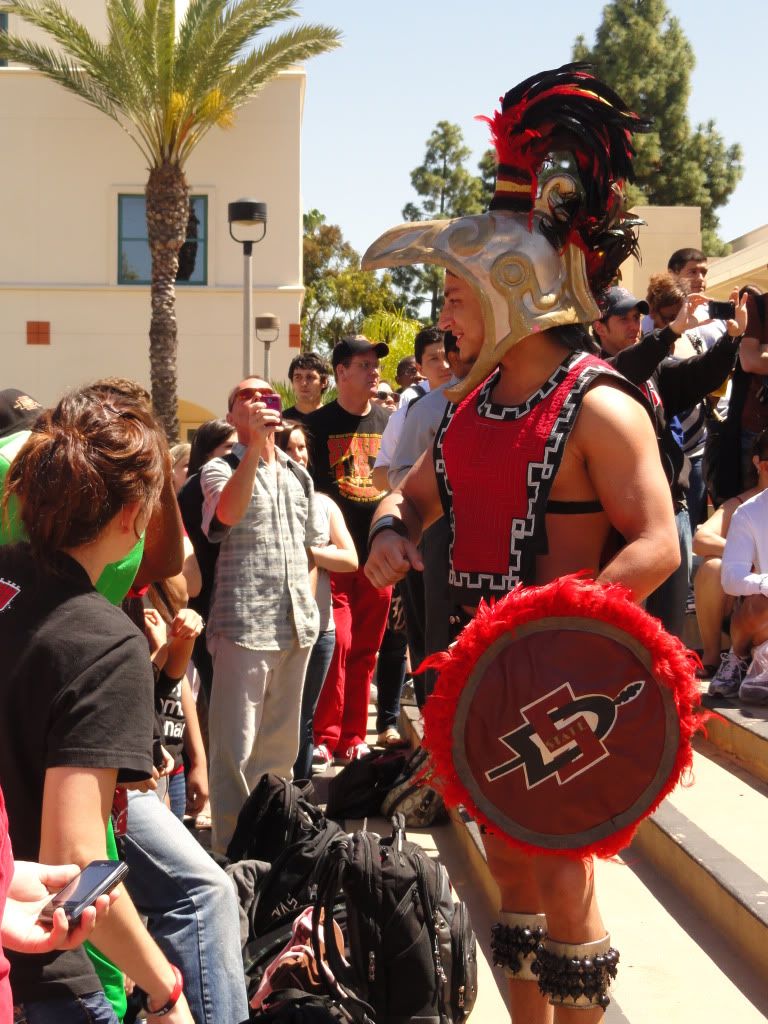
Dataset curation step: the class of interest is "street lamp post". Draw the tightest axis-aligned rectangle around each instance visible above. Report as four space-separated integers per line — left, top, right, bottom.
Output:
255 314 280 382
228 199 267 378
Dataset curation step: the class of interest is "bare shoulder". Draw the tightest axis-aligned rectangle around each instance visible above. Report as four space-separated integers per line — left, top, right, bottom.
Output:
575 379 655 451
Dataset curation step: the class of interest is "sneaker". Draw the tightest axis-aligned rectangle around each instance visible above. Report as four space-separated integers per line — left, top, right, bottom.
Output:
708 650 749 697
335 742 371 765
311 744 333 772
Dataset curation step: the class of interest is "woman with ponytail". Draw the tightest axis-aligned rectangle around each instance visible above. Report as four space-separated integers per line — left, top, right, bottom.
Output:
0 390 193 1023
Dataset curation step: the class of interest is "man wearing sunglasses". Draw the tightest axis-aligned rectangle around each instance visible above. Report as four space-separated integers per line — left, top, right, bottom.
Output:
201 376 324 854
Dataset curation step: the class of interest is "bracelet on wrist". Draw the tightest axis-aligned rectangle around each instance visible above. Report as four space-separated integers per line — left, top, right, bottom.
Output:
368 514 410 551
141 965 183 1017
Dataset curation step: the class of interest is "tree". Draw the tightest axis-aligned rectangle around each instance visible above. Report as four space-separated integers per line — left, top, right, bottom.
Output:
360 309 421 386
0 0 340 439
302 208 400 354
573 0 742 254
394 121 485 321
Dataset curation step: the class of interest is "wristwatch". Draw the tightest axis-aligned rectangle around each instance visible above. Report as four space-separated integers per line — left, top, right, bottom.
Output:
368 514 410 551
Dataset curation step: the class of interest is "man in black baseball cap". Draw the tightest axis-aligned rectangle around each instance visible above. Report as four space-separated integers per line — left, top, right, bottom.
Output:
0 388 42 439
305 333 393 768
592 287 650 356
330 334 388 370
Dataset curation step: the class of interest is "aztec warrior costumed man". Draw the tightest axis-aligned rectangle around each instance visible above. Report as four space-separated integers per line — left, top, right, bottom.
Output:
364 64 703 1021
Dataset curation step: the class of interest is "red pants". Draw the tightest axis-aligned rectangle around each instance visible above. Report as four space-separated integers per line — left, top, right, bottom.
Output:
313 567 392 754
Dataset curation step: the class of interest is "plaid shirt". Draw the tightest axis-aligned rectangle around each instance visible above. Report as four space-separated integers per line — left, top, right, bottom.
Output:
201 444 324 650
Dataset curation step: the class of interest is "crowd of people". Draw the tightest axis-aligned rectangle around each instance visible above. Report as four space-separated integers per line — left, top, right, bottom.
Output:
1 240 765 1021
1 58 767 1022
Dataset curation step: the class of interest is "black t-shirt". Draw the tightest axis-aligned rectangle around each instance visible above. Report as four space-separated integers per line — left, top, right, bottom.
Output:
0 544 155 1001
283 405 313 424
306 401 389 559
155 669 185 771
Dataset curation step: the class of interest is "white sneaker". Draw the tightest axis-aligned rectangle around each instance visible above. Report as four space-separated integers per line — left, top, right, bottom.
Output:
708 650 749 697
335 742 371 766
311 744 333 772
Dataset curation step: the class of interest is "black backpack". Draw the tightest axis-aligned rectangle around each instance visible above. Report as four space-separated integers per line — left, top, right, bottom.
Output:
380 747 447 828
227 774 344 936
311 815 477 1024
247 988 356 1024
326 748 409 820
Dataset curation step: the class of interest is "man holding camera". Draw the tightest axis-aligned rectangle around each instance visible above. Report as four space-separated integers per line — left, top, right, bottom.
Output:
201 376 324 854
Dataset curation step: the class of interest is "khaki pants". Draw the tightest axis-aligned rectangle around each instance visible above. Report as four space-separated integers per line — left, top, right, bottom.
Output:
207 636 311 854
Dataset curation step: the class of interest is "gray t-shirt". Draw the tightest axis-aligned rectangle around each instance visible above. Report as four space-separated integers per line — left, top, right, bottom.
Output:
388 379 457 488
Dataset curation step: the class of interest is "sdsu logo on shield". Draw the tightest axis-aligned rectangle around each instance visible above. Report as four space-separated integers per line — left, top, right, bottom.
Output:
485 680 645 790
0 578 20 613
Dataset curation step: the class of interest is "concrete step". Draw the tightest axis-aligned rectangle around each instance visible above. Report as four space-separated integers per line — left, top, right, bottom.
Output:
398 704 768 1022
631 737 768 982
700 682 768 784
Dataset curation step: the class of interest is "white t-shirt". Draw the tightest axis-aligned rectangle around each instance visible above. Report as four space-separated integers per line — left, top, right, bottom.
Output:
721 488 768 596
373 381 431 471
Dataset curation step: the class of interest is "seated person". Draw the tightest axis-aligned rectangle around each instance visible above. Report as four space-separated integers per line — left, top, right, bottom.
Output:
694 428 768 678
710 468 768 702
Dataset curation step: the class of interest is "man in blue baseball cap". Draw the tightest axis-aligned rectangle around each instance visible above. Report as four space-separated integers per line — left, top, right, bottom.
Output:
592 287 650 355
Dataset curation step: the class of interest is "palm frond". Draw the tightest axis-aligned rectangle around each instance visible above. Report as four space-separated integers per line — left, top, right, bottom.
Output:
202 24 341 118
176 0 301 100
0 1 116 83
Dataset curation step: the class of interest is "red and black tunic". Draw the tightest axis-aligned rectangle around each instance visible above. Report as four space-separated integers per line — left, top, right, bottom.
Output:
435 350 636 605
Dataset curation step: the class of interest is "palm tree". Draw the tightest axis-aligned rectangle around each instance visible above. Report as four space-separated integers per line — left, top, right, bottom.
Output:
0 0 341 439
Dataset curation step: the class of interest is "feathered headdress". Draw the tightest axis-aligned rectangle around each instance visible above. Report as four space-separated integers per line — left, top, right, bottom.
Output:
361 63 652 401
479 62 651 291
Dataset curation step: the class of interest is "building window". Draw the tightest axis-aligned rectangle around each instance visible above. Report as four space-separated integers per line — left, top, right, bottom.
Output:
118 194 207 285
0 14 8 68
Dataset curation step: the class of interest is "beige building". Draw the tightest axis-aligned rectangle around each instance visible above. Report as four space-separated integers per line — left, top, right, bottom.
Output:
0 3 305 437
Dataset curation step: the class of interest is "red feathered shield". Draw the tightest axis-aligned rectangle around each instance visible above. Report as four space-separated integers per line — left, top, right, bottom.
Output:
421 576 703 859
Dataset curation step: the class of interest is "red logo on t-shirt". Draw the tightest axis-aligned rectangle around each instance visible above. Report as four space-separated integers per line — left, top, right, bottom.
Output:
0 578 20 612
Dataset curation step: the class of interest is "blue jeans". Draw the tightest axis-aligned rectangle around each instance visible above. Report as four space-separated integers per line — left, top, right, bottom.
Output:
376 621 407 733
294 628 336 780
123 790 248 1024
13 991 118 1024
167 767 186 820
685 453 708 534
645 507 692 640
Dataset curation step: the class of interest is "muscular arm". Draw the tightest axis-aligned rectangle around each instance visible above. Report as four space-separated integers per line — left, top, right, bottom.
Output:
578 386 680 601
364 450 442 588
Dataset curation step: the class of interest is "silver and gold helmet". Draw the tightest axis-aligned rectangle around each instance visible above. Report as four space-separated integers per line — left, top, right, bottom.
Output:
362 63 650 402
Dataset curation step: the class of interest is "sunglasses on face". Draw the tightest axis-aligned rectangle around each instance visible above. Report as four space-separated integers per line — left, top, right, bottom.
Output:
234 386 274 404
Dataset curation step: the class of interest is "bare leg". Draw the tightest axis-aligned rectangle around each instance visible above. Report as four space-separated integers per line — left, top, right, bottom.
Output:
486 834 553 1024
694 558 728 666
533 856 607 1024
730 594 768 656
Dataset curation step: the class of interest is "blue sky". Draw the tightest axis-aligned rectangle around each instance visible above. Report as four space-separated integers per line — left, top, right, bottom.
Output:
299 0 764 258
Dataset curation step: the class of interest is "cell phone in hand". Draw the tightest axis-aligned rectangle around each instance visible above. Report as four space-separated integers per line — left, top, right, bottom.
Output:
38 860 128 927
261 393 283 420
708 300 736 320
